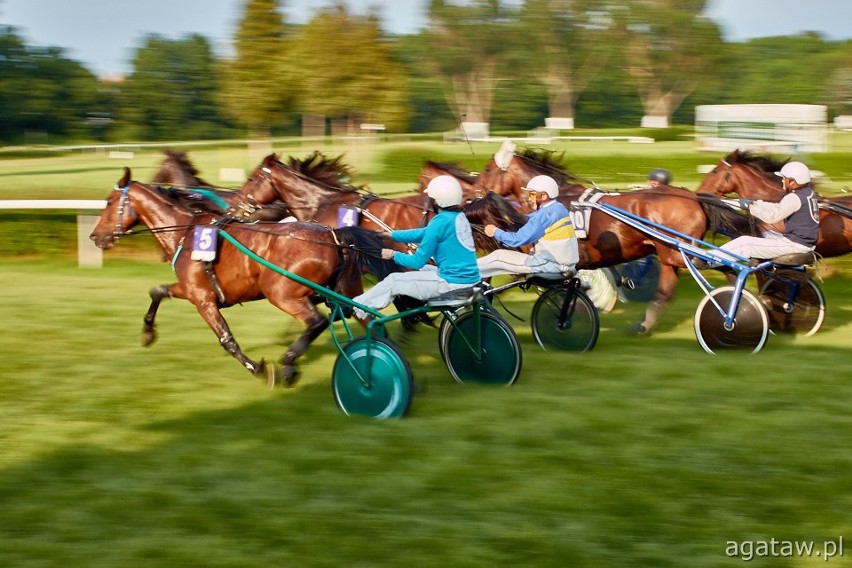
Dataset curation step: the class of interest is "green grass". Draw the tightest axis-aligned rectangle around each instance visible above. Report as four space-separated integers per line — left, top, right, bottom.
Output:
2 257 852 567
3 135 852 566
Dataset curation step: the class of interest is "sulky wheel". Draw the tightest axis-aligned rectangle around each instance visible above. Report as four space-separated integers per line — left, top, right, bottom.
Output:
694 286 769 354
441 310 521 386
332 336 413 419
758 277 825 337
531 286 599 352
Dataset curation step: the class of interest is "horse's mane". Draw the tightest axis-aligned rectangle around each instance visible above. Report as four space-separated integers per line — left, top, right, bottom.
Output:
727 150 788 181
515 148 589 186
463 192 528 252
424 161 479 184
283 151 364 193
696 193 761 238
156 149 212 187
160 185 228 215
164 149 202 177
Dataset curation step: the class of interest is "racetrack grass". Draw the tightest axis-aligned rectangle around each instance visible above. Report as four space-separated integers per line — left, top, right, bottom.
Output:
2 257 852 567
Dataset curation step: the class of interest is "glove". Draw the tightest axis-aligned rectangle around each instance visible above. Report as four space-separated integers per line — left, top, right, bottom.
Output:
739 198 753 209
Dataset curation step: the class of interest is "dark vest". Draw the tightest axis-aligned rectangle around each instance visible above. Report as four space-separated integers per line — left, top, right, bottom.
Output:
784 186 819 247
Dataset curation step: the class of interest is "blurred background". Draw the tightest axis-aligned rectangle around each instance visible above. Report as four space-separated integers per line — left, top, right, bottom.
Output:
0 0 849 144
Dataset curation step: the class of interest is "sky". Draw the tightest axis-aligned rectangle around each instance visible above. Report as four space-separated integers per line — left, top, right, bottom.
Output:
1 0 850 78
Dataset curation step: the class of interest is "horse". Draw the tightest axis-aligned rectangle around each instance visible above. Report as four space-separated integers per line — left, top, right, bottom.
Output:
150 149 291 222
474 141 590 212
234 152 435 233
418 160 481 203
474 145 755 333
696 149 852 258
90 168 412 387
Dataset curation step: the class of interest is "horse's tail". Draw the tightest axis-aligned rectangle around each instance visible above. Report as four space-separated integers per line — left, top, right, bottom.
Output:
333 226 433 331
696 193 760 238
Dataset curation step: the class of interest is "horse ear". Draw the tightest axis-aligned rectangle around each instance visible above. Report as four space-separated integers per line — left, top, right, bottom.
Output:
119 167 131 188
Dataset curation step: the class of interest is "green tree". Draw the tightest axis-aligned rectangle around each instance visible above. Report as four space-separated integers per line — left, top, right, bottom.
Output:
117 34 228 140
293 4 410 132
220 0 294 137
422 0 519 126
0 25 101 143
517 0 617 126
618 0 725 126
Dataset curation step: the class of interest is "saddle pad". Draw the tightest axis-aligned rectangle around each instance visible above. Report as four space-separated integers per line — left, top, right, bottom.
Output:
569 189 609 239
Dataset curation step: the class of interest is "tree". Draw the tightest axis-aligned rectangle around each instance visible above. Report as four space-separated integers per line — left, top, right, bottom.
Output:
517 0 617 127
0 25 101 143
422 0 519 128
220 0 294 137
618 0 725 127
118 34 228 140
293 4 410 132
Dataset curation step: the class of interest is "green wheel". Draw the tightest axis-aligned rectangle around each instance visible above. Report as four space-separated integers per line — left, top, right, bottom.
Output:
758 277 825 336
332 337 413 419
441 310 522 386
531 287 599 351
694 287 768 354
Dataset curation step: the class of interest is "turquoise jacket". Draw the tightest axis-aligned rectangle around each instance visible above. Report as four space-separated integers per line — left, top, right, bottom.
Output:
391 210 480 284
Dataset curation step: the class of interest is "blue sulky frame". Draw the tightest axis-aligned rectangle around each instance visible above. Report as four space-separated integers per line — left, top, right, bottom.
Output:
573 200 824 353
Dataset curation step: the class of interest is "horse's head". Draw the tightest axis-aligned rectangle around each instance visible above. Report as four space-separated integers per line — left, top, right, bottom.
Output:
696 150 787 200
90 167 141 249
240 154 283 205
151 149 209 187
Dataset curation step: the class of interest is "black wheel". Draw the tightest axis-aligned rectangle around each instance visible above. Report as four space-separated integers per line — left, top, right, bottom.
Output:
530 286 599 351
758 277 825 336
437 309 463 364
441 310 522 386
694 286 769 354
332 337 413 419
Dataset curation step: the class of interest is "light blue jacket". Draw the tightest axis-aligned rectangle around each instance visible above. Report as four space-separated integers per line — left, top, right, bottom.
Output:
391 210 480 284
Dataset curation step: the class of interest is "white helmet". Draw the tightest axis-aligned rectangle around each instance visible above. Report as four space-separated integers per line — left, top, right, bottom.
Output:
523 175 559 198
425 175 463 207
775 161 810 184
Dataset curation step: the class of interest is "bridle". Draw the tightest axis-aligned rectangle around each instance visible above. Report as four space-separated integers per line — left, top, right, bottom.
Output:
711 159 734 196
113 183 139 238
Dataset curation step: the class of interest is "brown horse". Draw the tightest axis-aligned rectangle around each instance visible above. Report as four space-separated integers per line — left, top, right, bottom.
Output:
418 160 481 203
150 149 291 222
90 168 407 386
235 152 434 232
696 149 852 258
475 146 753 333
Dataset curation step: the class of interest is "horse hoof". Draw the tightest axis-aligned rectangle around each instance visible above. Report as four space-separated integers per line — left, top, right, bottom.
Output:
282 365 300 387
630 322 650 335
141 331 157 347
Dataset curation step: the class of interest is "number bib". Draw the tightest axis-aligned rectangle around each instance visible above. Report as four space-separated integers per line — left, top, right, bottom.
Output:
338 206 360 227
191 226 218 261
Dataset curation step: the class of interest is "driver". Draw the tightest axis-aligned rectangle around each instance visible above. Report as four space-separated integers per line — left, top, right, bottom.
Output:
351 175 480 320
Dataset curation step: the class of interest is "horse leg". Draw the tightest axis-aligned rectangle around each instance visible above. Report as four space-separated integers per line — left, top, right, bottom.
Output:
635 265 678 334
266 297 330 387
142 284 174 347
192 300 268 380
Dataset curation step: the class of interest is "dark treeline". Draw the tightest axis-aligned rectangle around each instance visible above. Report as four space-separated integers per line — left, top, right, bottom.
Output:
0 0 850 145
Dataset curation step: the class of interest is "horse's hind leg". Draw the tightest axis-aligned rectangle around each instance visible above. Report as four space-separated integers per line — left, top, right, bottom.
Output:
142 284 174 346
279 312 329 387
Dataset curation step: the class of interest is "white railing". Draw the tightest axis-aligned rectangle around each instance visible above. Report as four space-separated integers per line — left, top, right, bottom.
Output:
0 200 107 267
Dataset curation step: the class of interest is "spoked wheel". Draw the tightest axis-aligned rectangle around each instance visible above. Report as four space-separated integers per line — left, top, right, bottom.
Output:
758 277 825 336
530 286 599 352
694 286 769 354
332 336 413 419
441 310 522 386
